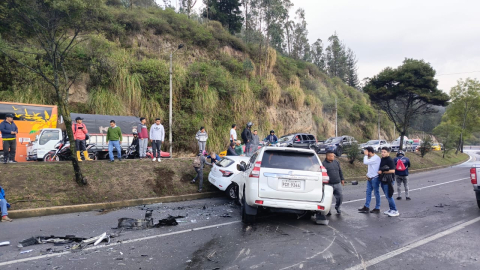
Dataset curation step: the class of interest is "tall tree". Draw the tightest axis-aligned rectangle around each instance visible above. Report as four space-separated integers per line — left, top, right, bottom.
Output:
363 59 450 149
0 0 102 185
433 120 460 158
203 0 243 34
325 33 346 79
345 48 359 89
445 78 480 153
311 39 325 71
180 0 197 18
291 8 309 60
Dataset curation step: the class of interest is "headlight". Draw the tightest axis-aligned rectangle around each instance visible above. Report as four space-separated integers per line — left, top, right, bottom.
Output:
32 149 37 154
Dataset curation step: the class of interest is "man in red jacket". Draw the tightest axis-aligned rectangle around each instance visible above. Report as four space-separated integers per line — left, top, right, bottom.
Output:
72 117 92 161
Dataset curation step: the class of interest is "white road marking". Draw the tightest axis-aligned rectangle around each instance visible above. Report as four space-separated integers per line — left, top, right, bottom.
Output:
0 220 241 267
345 216 480 270
343 177 469 205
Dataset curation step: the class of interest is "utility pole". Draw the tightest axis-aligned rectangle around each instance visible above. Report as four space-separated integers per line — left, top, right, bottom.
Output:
335 98 337 137
169 44 184 157
378 110 381 149
393 124 396 139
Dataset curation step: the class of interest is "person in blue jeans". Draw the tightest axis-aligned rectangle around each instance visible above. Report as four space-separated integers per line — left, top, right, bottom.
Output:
378 147 399 217
358 146 381 213
106 120 123 162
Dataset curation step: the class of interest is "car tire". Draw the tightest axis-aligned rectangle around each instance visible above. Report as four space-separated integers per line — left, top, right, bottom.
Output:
241 192 256 224
477 200 480 209
309 144 318 153
226 184 237 200
336 147 343 157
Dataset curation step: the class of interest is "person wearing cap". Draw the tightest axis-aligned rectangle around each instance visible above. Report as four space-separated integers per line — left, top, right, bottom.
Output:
72 117 92 162
323 150 345 215
393 150 411 200
137 117 149 159
0 114 18 164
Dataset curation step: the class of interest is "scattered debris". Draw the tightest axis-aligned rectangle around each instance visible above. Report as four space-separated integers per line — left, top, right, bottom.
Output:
191 220 197 223
20 249 33 254
155 215 185 227
219 213 232 218
351 181 358 185
116 210 184 229
18 235 88 248
186 259 192 263
71 233 111 251
0 241 10 246
434 203 450 208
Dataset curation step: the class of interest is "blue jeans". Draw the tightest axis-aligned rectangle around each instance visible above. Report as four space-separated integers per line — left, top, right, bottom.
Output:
365 176 381 209
381 181 397 211
108 141 122 161
0 199 8 216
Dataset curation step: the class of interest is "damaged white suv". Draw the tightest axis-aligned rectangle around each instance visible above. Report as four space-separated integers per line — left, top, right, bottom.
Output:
234 147 334 224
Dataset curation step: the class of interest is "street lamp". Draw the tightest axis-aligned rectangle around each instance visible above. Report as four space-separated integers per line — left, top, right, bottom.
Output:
169 44 184 157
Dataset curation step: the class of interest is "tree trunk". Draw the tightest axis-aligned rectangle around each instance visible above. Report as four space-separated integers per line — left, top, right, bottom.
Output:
59 100 87 185
399 130 405 152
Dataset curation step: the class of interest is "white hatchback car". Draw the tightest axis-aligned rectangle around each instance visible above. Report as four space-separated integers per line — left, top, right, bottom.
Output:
208 156 250 199
234 147 334 224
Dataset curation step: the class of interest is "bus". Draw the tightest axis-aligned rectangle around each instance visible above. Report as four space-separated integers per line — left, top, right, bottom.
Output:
0 102 58 162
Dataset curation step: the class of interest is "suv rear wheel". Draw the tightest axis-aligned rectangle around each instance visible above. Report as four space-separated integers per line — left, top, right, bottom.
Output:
335 147 343 157
241 192 256 224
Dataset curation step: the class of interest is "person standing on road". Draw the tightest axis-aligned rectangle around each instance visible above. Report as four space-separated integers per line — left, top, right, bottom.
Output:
394 150 411 200
0 114 18 164
137 117 148 159
150 118 164 162
196 127 208 154
241 122 253 155
191 152 212 192
72 117 92 162
358 146 381 214
230 124 237 143
107 120 123 163
323 150 345 215
0 186 12 222
251 130 260 154
378 147 400 217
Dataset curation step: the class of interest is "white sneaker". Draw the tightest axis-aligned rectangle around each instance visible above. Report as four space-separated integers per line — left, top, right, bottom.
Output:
384 210 391 215
157 158 161 162
152 158 156 162
388 210 400 217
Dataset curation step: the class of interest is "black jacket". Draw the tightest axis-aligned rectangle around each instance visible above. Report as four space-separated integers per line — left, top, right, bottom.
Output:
241 128 252 143
323 159 344 185
226 147 238 156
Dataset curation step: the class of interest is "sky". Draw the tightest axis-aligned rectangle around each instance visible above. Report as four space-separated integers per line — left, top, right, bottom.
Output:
157 0 480 93
290 0 480 93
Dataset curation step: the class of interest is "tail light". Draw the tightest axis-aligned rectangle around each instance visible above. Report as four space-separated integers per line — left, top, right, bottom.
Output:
317 205 325 210
470 168 477 184
255 200 264 205
321 166 329 183
249 161 262 178
219 170 233 177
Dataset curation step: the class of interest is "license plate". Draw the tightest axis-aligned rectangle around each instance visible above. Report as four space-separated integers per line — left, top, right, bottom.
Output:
281 180 302 189
320 149 325 151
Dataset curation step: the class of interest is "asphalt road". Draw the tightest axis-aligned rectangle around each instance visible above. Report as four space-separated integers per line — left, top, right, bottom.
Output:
0 150 479 270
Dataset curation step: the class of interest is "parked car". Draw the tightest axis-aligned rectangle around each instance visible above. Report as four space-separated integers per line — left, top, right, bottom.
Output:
390 140 406 152
275 133 318 150
317 136 357 156
431 143 443 151
233 146 334 224
470 165 480 208
208 156 250 199
362 140 390 152
406 139 422 152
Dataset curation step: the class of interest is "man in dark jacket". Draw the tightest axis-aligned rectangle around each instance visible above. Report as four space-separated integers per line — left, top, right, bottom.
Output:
323 150 345 214
378 147 399 217
393 150 411 200
0 114 18 163
226 142 238 156
191 152 212 192
241 122 253 155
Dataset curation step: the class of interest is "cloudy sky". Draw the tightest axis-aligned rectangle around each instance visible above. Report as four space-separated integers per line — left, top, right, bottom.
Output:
291 0 480 93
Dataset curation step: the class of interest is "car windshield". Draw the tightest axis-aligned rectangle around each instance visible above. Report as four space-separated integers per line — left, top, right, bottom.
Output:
261 150 321 172
278 135 294 143
366 140 380 145
216 158 234 168
39 130 60 145
432 143 439 146
325 137 341 144
391 141 399 145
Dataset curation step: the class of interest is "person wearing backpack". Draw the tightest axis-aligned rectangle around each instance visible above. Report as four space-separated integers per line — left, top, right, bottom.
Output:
394 150 411 200
191 152 212 192
72 117 93 162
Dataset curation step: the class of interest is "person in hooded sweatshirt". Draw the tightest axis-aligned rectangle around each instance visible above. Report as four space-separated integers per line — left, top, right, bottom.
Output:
137 117 149 159
150 118 165 162
0 114 18 163
195 127 208 154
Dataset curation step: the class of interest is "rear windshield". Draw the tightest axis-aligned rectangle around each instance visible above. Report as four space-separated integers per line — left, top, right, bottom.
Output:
216 158 234 168
278 135 294 143
261 150 320 172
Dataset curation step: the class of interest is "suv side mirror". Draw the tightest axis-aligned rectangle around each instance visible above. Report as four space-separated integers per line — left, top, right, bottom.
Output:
237 164 245 172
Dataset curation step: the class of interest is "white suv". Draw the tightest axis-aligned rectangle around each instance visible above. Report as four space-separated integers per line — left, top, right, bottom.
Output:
234 147 334 224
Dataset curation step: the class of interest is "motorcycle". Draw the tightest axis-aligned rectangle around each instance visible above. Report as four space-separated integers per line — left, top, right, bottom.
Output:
44 138 96 162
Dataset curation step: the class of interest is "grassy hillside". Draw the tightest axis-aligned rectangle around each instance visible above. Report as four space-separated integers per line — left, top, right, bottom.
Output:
0 6 394 154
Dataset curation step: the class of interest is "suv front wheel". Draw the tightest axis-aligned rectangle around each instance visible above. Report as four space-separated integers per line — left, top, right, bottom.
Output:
241 192 256 224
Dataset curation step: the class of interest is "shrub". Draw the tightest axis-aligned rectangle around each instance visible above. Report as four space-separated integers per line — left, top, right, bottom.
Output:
419 137 432 158
346 142 361 164
285 76 305 110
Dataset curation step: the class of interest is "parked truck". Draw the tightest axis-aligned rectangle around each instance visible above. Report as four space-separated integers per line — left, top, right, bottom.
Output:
27 113 139 160
0 102 58 162
470 165 480 209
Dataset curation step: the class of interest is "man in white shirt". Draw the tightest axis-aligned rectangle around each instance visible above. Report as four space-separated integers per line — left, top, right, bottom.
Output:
358 146 382 213
230 124 237 143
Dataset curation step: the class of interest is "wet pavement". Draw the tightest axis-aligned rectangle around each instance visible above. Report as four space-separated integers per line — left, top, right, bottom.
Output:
0 150 479 270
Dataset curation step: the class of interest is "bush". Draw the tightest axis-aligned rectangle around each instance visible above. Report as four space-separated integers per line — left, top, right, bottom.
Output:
346 142 361 164
419 137 432 158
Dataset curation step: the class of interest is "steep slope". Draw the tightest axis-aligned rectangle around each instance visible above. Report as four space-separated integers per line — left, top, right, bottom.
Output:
0 7 394 153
